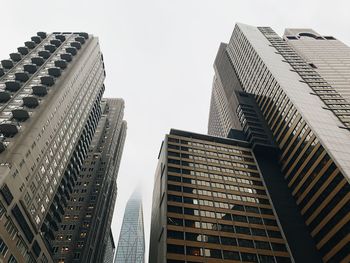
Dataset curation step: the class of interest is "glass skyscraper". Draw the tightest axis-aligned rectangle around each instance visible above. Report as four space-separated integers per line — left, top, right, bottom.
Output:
115 191 145 263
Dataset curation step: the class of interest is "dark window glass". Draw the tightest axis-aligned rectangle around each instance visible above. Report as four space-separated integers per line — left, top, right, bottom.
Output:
245 206 260 214
168 167 180 173
168 144 180 150
241 252 258 262
271 243 287 251
184 208 195 215
168 184 181 192
167 230 183 240
167 260 185 263
233 215 247 223
258 254 275 263
168 217 183 226
260 208 274 215
168 195 182 203
251 228 267 236
275 256 292 263
223 250 240 260
220 236 237 246
248 216 263 225
267 230 282 238
168 158 180 165
203 235 220 244
206 248 222 259
182 169 191 174
185 232 201 242
235 226 251 235
184 220 195 228
183 197 196 204
232 204 245 211
219 224 235 233
238 238 254 248
183 187 195 194
168 175 181 182
182 177 192 184
168 151 180 157
168 205 182 214
167 244 184 254
264 218 277 226
255 241 271 250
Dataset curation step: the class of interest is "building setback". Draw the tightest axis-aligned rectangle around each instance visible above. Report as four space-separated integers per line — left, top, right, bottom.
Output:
0 32 126 263
149 129 293 263
115 191 145 263
208 23 350 262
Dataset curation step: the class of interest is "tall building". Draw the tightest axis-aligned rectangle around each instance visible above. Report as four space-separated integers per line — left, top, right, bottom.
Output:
103 229 116 263
115 190 145 263
208 23 350 262
51 99 126 263
149 129 298 263
0 32 126 263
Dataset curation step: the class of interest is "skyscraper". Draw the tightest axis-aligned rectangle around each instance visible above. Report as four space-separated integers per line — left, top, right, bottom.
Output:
115 191 145 263
0 32 126 263
51 98 126 263
208 23 350 262
149 129 295 263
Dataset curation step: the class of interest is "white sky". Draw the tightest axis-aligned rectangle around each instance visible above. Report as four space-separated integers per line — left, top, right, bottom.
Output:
1 0 350 261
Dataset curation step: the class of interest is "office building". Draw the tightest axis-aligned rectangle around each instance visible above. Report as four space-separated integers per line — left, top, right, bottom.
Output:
115 191 145 263
103 229 116 263
208 23 350 262
0 32 126 263
51 99 126 263
149 129 295 263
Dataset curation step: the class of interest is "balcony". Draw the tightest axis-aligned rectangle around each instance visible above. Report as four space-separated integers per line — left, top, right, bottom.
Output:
24 41 36 49
48 67 61 77
65 47 77 56
70 42 81 50
38 50 50 59
54 60 67 69
78 32 89 39
75 36 85 44
31 57 45 66
31 36 41 44
15 72 29 82
0 68 4 77
55 34 66 42
0 91 11 102
50 39 61 47
12 108 30 121
60 53 72 62
17 47 29 55
32 85 47 96
5 81 21 92
40 76 55 86
44 45 56 53
23 64 37 74
23 96 39 108
10 53 22 62
0 121 19 137
37 32 47 39
1 60 14 69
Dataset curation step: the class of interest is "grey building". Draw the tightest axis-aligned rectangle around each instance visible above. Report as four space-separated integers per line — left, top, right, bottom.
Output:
51 98 126 263
115 191 145 263
0 32 126 263
103 229 116 263
208 23 350 262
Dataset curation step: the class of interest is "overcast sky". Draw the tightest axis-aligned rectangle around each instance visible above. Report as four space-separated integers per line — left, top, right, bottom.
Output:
2 0 350 261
